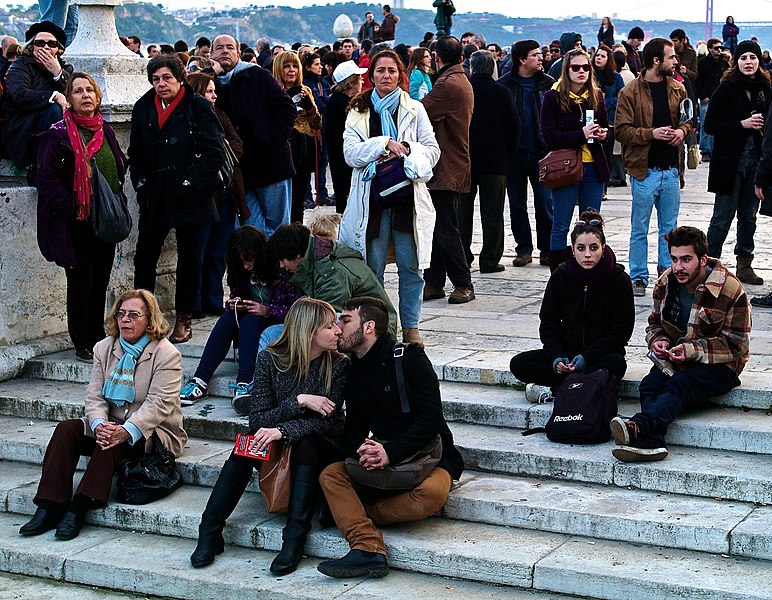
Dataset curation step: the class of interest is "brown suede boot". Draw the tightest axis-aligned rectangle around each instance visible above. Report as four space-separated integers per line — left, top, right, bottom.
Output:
402 327 425 347
170 312 193 343
736 257 763 285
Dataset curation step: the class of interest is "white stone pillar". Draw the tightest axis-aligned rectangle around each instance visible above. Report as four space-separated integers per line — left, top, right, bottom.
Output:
65 0 149 122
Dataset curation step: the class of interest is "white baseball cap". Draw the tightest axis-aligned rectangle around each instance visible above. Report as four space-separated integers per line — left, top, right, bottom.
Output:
333 60 368 84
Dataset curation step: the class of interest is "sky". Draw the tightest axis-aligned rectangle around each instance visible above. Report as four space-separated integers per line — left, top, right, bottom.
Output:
145 0 772 23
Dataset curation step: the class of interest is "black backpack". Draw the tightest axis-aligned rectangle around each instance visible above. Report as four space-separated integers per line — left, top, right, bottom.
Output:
523 369 619 444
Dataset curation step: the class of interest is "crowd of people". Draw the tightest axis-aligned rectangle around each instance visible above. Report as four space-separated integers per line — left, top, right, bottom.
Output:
1 8 766 581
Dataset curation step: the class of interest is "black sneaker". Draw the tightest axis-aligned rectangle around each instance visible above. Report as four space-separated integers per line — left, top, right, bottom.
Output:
75 348 93 363
750 293 772 308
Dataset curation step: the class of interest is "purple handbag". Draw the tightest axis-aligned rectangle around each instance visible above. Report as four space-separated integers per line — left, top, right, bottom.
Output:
371 158 414 209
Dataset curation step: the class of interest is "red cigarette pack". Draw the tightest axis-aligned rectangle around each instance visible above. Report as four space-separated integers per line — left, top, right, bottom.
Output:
233 433 272 461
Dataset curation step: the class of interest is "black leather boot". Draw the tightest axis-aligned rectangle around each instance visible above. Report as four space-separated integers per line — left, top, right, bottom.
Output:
270 464 317 576
190 457 253 568
19 502 65 536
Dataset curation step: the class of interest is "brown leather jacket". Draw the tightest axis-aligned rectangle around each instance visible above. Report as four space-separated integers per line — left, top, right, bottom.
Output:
421 63 474 193
615 72 693 180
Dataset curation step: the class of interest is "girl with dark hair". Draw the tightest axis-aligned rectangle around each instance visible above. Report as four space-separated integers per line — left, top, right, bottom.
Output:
597 17 615 48
407 46 433 100
723 16 740 55
510 210 635 403
541 48 610 270
705 40 772 285
191 298 349 575
593 44 624 199
302 52 333 206
179 226 300 409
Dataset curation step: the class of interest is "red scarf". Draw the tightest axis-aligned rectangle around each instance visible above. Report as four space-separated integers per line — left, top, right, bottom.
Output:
64 108 105 221
155 85 186 130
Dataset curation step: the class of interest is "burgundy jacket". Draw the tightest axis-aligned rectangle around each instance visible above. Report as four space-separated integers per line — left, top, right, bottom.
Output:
36 120 128 268
540 89 610 182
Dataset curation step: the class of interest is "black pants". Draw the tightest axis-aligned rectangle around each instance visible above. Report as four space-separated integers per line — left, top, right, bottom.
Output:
65 221 115 352
134 225 201 313
330 161 352 214
423 190 473 288
458 173 506 270
510 348 627 387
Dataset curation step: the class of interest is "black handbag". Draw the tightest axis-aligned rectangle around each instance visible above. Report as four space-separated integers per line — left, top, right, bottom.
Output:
371 158 414 210
90 158 132 243
344 343 443 490
116 432 183 505
759 188 772 217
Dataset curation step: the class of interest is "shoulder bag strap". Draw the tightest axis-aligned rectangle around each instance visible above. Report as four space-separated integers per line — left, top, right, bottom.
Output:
393 342 410 414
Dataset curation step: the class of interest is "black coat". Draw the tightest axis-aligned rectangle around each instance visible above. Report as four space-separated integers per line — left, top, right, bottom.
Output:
756 102 772 189
129 83 225 231
343 334 464 481
539 256 635 365
597 25 614 47
704 77 772 195
695 54 729 100
0 55 73 168
468 73 519 176
214 64 297 188
35 120 127 269
325 90 351 178
497 69 554 158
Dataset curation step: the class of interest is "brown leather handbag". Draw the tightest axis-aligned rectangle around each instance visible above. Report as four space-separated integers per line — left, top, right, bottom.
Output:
258 441 292 513
538 148 583 189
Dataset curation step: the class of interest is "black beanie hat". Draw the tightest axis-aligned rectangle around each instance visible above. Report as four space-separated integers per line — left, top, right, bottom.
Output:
628 27 644 41
734 40 762 65
25 21 66 47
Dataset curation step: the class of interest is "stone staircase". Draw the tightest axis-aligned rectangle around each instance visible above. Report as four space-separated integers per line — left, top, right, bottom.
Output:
0 338 771 599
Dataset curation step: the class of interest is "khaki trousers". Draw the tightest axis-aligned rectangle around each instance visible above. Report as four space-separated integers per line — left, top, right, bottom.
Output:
319 461 452 554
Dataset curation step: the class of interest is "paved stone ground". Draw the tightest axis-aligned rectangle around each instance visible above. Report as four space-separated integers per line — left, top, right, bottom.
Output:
355 161 772 379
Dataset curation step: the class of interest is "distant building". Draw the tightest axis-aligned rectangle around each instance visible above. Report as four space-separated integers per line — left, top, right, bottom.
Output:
392 0 404 8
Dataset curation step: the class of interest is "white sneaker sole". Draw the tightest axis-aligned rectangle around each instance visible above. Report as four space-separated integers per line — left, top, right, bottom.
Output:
612 446 668 462
609 417 630 445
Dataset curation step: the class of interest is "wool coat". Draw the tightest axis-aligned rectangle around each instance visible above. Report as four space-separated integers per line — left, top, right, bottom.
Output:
35 119 127 269
468 72 519 176
128 83 225 231
84 336 188 457
421 63 473 193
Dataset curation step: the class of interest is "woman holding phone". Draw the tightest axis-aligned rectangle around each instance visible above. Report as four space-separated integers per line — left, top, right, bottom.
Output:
190 298 349 576
541 48 610 271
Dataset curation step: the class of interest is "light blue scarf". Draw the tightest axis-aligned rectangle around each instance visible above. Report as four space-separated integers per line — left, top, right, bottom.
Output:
363 87 401 181
217 61 258 86
101 334 151 406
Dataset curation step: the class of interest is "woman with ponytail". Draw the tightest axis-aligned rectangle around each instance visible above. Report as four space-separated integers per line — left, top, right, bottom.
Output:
510 210 634 404
35 71 128 363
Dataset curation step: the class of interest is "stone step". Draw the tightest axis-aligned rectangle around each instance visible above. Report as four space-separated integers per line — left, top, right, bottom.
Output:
0 571 154 600
2 378 770 460
2 476 771 599
0 418 772 559
24 348 772 411
0 514 557 600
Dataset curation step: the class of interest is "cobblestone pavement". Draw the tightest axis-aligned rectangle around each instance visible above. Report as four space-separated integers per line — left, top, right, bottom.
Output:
361 162 772 376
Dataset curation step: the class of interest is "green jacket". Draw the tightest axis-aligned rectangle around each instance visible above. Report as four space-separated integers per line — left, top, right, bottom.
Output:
291 236 398 335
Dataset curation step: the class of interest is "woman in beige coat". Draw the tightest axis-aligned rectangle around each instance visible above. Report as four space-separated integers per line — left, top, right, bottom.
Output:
19 289 187 541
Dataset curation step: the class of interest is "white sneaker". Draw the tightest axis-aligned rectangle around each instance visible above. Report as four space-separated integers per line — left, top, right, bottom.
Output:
525 383 553 404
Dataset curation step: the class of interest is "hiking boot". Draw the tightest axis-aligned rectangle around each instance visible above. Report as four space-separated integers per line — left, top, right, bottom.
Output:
480 264 505 273
180 377 208 406
750 292 772 308
612 445 669 462
632 279 646 297
448 286 475 304
512 253 532 267
402 327 425 347
317 549 389 579
736 257 764 285
423 284 445 301
525 383 553 404
610 416 639 445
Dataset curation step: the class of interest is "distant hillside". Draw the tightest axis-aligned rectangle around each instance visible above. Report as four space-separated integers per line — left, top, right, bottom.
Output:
1 3 771 51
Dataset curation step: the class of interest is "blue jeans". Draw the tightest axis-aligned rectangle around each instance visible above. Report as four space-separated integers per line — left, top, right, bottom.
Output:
699 100 713 155
633 364 739 447
707 147 759 259
196 199 237 312
194 310 269 384
40 0 78 46
507 150 553 257
366 208 423 328
259 324 284 350
550 162 603 251
629 167 680 285
243 178 291 237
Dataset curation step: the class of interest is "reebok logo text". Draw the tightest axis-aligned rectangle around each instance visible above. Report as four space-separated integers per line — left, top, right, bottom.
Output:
553 414 583 422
